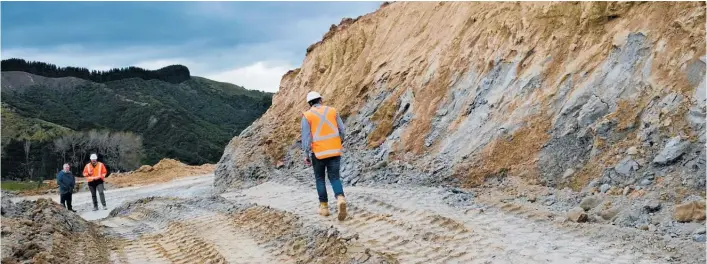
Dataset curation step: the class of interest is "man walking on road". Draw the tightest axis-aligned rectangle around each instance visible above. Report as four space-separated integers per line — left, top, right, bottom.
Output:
56 163 76 212
83 154 108 211
301 91 347 221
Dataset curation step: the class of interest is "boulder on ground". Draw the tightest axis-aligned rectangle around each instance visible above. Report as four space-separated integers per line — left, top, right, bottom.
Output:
653 136 690 165
623 186 633 196
674 201 706 222
600 184 611 193
626 147 638 155
615 157 640 176
579 195 602 211
527 195 537 203
629 190 647 198
643 200 662 213
599 207 621 220
567 207 588 223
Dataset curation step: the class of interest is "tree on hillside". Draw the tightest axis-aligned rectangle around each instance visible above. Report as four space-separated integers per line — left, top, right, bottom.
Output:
1 58 191 84
53 130 144 174
16 128 57 186
22 136 33 185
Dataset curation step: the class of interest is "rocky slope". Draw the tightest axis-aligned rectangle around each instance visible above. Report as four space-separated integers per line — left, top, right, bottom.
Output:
215 1 705 238
217 1 704 192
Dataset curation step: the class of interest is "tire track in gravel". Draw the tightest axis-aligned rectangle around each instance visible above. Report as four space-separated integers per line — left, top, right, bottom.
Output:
360 187 663 264
102 196 396 264
92 174 687 264
104 215 171 264
142 222 228 264
225 205 397 263
103 206 280 264
186 214 277 264
229 181 668 264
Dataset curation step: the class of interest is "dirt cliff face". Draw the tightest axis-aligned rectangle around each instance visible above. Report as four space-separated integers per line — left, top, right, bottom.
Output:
215 2 706 195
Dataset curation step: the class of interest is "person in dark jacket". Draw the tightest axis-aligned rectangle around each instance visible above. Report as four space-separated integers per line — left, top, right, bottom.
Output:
56 163 76 212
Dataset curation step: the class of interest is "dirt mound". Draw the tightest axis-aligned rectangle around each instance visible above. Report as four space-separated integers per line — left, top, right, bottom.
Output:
1 198 110 263
151 158 186 170
107 159 215 188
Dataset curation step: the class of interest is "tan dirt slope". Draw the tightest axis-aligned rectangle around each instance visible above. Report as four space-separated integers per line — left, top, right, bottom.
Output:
216 2 705 193
215 3 705 255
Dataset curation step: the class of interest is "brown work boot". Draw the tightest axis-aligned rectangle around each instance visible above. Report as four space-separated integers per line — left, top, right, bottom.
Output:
337 195 347 221
319 202 330 216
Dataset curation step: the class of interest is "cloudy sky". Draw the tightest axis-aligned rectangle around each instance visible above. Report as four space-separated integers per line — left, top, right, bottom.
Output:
1 2 381 92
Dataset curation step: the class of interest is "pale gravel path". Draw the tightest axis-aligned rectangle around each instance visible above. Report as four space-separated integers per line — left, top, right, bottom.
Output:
14 174 695 263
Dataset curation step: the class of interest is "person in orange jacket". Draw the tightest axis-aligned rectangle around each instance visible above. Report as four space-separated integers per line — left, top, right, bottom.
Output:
83 153 108 211
301 91 347 221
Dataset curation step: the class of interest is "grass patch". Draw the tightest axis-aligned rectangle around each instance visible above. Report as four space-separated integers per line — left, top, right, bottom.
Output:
1 181 43 191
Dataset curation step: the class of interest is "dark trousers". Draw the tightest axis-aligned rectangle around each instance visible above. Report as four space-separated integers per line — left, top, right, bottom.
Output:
88 182 106 208
312 155 345 203
60 192 72 211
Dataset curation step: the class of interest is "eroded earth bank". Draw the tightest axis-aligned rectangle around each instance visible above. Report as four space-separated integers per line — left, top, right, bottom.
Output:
213 1 707 263
2 2 706 264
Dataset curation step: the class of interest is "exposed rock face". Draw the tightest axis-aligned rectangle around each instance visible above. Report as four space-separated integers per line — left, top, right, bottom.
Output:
653 136 690 165
215 2 706 194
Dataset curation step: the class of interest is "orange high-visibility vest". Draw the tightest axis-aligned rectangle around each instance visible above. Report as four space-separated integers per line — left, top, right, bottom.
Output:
83 162 107 182
303 105 343 159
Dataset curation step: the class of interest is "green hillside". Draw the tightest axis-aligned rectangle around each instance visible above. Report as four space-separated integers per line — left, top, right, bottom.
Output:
1 104 72 149
1 59 272 180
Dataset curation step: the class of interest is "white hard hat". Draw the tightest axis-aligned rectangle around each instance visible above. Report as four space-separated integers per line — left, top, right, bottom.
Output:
306 91 322 103
90 154 98 160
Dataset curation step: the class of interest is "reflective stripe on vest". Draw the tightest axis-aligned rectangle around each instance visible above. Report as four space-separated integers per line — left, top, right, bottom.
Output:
96 163 103 180
310 106 339 141
304 106 342 159
315 148 342 157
